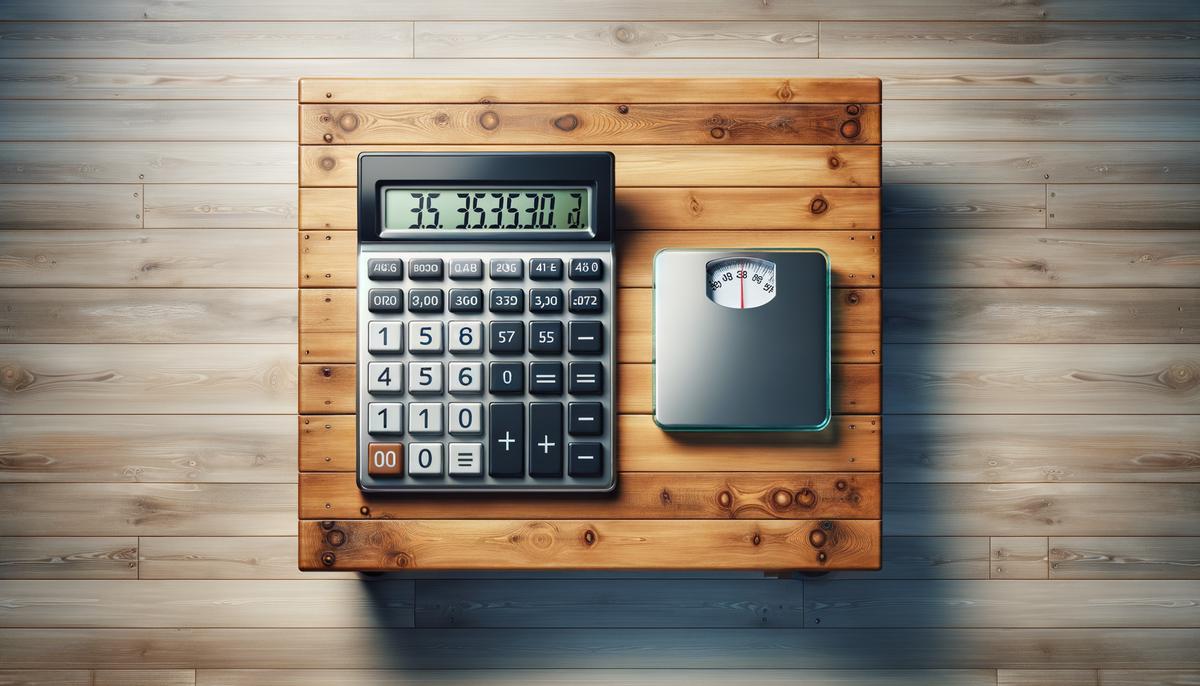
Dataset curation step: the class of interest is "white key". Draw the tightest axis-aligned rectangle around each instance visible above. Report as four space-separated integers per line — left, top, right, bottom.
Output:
448 321 484 353
448 402 484 435
407 361 443 394
367 321 402 353
448 362 484 394
367 402 403 435
407 402 444 435
367 362 403 394
408 442 443 476
448 443 483 476
408 320 444 353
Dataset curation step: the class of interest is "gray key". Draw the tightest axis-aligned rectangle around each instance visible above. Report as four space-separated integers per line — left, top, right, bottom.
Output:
490 257 524 279
449 258 483 280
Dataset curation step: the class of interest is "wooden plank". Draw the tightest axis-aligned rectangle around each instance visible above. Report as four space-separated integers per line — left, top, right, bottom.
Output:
144 184 297 229
1050 538 1200 580
0 345 295 414
821 22 1200 58
0 142 296 184
999 672 1098 686
299 415 357 472
0 22 414 58
0 580 414 628
885 229 1200 288
0 101 294 142
300 519 880 571
95 671 195 686
0 289 297 344
882 184 1045 229
883 344 1200 414
884 289 1200 344
414 22 818 58
0 229 295 288
300 472 880 520
885 484 1200 536
299 145 881 188
0 538 137 580
885 101 1200 142
991 537 1049 580
0 415 296 483
883 142 1200 184
299 104 880 145
138 537 356 580
1048 185 1200 229
0 672 91 686
826 537 990 580
883 415 1200 483
299 332 356 364
0 484 295 536
1099 671 1200 685
0 184 141 229
802 580 1200 628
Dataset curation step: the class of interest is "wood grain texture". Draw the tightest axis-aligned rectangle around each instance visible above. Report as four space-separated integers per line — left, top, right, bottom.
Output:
0 101 295 141
0 142 296 184
999 671 1098 686
143 184 297 229
1050 538 1200 580
0 538 137 580
882 183 1045 228
885 100 1200 142
1048 185 1200 229
138 537 357 580
0 672 91 686
0 184 141 229
826 537 990 580
990 537 1049 580
94 671 195 686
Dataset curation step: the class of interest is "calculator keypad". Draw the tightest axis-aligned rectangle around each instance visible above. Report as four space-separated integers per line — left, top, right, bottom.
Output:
358 249 615 492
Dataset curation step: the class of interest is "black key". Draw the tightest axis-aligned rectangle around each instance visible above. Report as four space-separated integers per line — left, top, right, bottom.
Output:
529 288 564 313
529 321 563 354
569 257 603 281
529 258 563 280
489 321 524 354
408 288 444 313
569 442 604 477
367 288 403 313
569 362 603 395
568 288 603 314
367 258 403 281
489 402 525 477
568 321 603 354
530 362 563 395
489 257 524 279
408 258 444 280
449 258 483 280
489 361 524 393
529 403 564 477
568 402 604 436
489 288 524 313
449 288 484 313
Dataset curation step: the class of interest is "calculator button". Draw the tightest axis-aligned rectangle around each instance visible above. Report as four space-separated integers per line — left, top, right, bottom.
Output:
568 402 604 436
368 288 403 313
408 258 444 280
449 288 484 313
489 320 524 353
569 442 604 477
448 443 483 476
449 402 484 435
530 362 564 395
407 402 444 435
530 288 564 313
368 258 403 281
489 362 524 393
407 361 444 394
408 321 444 353
489 402 525 477
568 288 603 314
568 321 603 354
408 288 444 313
367 321 403 353
490 257 524 279
368 402 404 435
449 258 483 280
529 321 563 354
529 402 564 477
489 288 524 313
367 442 403 477
408 442 443 476
448 321 484 354
569 258 604 281
569 362 603 395
448 362 484 394
529 258 563 280
367 362 403 394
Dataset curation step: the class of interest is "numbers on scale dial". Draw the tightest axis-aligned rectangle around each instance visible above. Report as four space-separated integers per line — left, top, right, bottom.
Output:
705 257 777 309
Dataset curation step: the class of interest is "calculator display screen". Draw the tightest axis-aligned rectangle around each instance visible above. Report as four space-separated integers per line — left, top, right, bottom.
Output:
384 188 591 232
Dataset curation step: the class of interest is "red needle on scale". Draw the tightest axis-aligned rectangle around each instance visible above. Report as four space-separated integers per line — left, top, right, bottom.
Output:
739 270 745 309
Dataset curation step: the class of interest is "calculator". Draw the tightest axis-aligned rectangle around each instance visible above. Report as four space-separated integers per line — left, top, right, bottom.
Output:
356 152 616 493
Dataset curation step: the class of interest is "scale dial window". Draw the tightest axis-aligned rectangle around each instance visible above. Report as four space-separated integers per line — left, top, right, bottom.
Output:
705 257 776 309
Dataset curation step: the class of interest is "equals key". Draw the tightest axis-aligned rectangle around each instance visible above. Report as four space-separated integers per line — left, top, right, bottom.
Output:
568 362 603 395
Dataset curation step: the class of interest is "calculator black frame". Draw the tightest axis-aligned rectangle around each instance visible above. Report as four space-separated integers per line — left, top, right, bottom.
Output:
358 151 615 243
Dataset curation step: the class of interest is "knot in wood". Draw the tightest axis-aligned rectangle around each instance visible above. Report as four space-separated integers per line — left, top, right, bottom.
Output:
810 197 829 215
323 133 334 143
320 552 336 566
660 489 672 505
795 488 817 509
821 520 834 531
613 26 634 43
617 104 629 114
321 366 333 378
817 551 827 562
1165 363 1197 390
360 506 370 516
394 552 413 568
827 156 841 169
326 529 345 547
319 114 331 123
771 489 793 509
752 533 762 546
688 194 704 216
776 82 794 102
840 119 861 139
435 112 450 126
709 126 726 139
337 113 359 131
846 291 861 305
553 114 579 132
320 520 336 530
319 156 336 171
717 490 732 508
325 92 333 99
835 479 847 491
808 529 827 548
583 529 596 546
845 104 861 116
479 110 500 130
